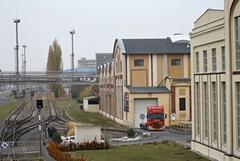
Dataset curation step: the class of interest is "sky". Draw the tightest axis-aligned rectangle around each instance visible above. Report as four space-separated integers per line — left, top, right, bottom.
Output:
0 0 223 71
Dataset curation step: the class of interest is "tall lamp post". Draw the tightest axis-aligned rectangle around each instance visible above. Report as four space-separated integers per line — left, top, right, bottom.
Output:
14 19 20 97
14 19 20 75
70 29 75 73
69 29 75 108
22 45 27 75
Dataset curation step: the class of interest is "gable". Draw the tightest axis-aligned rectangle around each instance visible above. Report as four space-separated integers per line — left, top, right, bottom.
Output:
194 9 224 28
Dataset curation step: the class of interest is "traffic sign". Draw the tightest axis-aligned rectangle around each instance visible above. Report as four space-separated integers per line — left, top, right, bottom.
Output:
1 142 8 149
139 113 145 120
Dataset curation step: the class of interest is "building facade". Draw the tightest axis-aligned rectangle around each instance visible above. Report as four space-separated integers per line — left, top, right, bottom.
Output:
95 53 113 70
78 58 96 68
191 1 240 160
99 38 191 128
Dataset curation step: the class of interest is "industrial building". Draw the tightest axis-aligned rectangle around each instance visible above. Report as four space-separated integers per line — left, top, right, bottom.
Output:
78 58 96 68
191 1 240 160
95 53 113 70
98 37 191 128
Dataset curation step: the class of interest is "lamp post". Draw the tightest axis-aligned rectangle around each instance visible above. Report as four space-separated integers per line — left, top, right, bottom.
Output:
14 19 20 75
69 29 75 108
14 19 20 97
70 29 75 73
22 45 27 75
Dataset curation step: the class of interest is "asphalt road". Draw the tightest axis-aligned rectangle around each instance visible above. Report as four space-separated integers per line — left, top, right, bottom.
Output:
110 128 191 146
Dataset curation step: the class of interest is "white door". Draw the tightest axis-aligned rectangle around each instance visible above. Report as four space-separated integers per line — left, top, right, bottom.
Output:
134 98 158 128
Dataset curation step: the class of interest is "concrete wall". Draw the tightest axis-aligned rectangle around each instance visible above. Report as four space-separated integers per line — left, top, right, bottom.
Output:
75 126 101 143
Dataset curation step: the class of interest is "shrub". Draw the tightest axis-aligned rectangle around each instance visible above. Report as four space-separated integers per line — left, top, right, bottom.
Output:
51 131 62 144
47 141 85 161
127 128 136 138
48 127 57 138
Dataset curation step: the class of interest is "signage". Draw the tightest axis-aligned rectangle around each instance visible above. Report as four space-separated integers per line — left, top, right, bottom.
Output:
171 113 176 121
124 92 129 112
139 113 145 120
36 99 43 109
1 142 8 149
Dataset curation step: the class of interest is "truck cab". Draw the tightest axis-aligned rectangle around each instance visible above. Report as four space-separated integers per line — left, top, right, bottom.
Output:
140 106 165 130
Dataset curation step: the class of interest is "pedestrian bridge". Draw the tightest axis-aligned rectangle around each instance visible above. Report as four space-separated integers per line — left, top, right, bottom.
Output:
0 71 99 85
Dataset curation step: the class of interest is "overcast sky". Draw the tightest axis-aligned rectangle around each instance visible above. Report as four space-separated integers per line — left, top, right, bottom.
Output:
0 0 223 71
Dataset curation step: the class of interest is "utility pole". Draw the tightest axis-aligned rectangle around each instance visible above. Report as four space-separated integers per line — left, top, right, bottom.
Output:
22 45 27 75
14 19 20 75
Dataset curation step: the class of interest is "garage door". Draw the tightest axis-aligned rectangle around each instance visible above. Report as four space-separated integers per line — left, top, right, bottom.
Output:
134 98 158 128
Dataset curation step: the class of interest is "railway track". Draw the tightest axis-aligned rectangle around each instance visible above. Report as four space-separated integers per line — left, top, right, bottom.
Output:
0 91 67 161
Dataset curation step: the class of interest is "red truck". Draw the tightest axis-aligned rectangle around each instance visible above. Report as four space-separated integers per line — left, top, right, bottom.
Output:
140 106 166 130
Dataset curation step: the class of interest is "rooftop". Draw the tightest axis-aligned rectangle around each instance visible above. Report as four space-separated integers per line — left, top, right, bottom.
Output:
120 38 190 54
127 86 171 94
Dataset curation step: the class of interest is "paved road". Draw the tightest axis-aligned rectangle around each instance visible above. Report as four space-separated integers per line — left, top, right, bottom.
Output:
110 128 191 146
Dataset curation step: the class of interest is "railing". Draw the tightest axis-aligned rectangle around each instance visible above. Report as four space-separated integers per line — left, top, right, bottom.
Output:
0 71 99 84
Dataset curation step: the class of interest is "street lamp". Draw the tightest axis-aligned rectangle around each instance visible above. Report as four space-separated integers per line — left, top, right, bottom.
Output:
14 19 20 75
70 29 75 73
69 29 75 108
22 45 27 75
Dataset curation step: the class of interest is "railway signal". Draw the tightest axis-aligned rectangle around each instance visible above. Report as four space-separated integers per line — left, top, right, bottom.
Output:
30 91 34 97
36 99 43 109
36 99 43 156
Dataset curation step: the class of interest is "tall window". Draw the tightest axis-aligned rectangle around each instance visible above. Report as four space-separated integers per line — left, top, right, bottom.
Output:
222 46 226 71
203 82 208 138
212 48 217 72
179 98 186 111
222 82 227 144
212 82 218 142
203 50 208 72
196 52 199 73
236 83 240 148
196 83 201 136
236 17 240 70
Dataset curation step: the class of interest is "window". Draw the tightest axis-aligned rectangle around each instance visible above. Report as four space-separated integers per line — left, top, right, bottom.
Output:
212 82 218 142
203 50 208 72
134 59 144 66
196 83 201 136
212 48 217 72
222 82 227 144
222 46 226 71
171 59 181 66
236 83 240 148
236 17 240 70
179 98 186 111
196 52 199 73
203 82 208 138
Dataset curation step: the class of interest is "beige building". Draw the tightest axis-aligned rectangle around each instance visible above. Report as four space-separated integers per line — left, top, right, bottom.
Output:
99 37 191 128
191 1 240 160
78 58 96 68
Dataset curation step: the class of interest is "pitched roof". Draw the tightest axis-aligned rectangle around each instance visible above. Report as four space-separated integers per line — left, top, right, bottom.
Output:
121 38 190 54
127 86 170 94
194 8 224 27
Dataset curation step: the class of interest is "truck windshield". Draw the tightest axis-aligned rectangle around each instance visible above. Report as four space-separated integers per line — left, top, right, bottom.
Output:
149 113 164 120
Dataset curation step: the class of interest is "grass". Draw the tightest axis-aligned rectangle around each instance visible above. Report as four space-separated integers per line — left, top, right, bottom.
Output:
0 97 23 121
70 143 210 161
55 98 127 130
